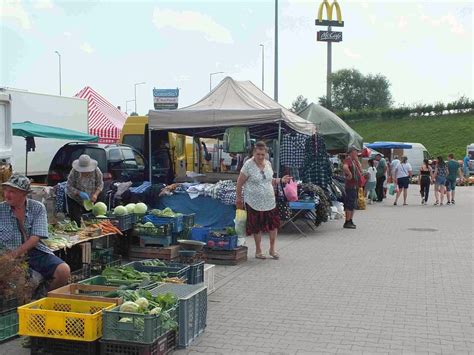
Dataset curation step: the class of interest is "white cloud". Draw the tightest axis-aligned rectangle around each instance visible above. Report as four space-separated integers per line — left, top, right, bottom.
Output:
80 42 94 54
0 0 31 29
152 8 233 44
34 0 53 9
63 31 71 37
420 12 467 35
398 16 408 30
343 48 361 59
369 14 377 24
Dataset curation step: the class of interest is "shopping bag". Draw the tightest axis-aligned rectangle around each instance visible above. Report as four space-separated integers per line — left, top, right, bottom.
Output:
357 188 366 210
388 183 396 195
283 179 298 202
234 209 247 238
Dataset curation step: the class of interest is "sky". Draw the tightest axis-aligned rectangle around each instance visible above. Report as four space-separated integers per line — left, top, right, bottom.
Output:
1 0 472 115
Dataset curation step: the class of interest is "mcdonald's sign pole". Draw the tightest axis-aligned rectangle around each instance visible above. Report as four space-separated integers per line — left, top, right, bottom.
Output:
315 0 344 110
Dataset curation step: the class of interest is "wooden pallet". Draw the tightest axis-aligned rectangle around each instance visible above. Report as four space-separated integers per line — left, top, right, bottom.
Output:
129 245 180 261
204 246 248 265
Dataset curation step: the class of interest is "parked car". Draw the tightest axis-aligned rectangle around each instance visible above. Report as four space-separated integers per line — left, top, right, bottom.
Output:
47 142 147 186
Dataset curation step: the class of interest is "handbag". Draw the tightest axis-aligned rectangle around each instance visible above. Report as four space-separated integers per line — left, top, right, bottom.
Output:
276 182 292 220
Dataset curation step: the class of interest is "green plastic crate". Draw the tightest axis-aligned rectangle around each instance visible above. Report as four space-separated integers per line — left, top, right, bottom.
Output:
102 305 177 344
0 308 18 342
78 275 160 290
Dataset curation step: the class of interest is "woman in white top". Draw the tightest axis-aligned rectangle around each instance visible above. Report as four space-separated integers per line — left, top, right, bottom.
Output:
236 141 291 260
365 159 377 204
394 156 412 206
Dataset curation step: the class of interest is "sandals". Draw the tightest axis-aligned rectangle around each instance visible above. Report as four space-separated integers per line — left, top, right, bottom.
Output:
255 253 266 259
269 251 280 260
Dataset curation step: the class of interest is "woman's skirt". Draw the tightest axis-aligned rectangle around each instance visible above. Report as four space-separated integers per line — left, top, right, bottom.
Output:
245 204 280 235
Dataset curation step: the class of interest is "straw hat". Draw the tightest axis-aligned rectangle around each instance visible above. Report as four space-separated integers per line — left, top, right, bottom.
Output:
72 155 97 173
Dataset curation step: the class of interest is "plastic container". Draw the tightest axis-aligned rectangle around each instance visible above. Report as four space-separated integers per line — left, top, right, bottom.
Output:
0 297 18 313
31 337 99 355
186 261 205 285
135 223 172 237
144 214 184 233
69 263 91 283
182 213 196 228
132 261 189 283
150 284 207 348
106 212 134 231
91 255 122 275
190 227 210 242
78 276 160 290
102 305 177 344
206 234 238 250
47 284 122 305
204 264 215 295
100 330 176 355
0 308 18 342
18 297 115 341
139 235 172 248
91 247 114 264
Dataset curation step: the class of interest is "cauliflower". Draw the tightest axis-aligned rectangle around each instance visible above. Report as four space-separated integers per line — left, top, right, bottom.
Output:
119 317 133 323
135 297 149 310
119 301 140 313
149 307 162 315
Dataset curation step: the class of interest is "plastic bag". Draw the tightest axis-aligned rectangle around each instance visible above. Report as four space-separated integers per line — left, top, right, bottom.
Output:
283 179 298 202
234 209 247 238
357 188 366 210
388 183 396 196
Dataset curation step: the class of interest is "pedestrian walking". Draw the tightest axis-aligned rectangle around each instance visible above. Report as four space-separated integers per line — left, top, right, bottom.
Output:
419 159 432 205
433 156 448 206
393 156 412 206
390 155 400 181
365 159 377 204
463 154 470 178
342 146 363 229
236 141 291 259
446 153 463 205
375 154 387 202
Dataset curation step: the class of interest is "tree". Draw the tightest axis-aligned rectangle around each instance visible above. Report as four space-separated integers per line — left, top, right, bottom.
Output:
290 95 309 113
318 68 392 111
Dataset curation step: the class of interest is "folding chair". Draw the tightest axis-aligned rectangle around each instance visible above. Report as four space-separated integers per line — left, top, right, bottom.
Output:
280 201 318 237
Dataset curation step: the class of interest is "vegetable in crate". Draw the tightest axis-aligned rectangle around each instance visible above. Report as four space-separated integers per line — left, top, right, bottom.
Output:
134 202 148 214
114 205 128 216
92 202 108 217
141 260 166 267
0 253 33 307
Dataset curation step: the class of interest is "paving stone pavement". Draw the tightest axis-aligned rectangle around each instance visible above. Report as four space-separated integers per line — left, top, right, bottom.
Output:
1 187 473 354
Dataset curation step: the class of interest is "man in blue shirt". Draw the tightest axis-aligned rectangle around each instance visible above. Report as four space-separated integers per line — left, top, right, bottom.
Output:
463 154 470 177
375 154 387 202
0 174 70 291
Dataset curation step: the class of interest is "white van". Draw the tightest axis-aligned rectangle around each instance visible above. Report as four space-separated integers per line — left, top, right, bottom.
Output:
402 143 431 175
467 144 474 175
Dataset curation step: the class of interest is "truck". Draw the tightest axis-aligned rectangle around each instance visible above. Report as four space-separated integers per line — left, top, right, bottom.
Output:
0 88 89 181
0 92 13 164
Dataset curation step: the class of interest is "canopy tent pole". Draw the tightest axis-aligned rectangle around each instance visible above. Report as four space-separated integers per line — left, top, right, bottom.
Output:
148 127 152 182
276 121 281 177
25 141 28 176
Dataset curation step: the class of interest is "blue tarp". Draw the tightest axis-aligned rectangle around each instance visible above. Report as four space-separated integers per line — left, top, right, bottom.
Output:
366 142 413 150
156 194 235 229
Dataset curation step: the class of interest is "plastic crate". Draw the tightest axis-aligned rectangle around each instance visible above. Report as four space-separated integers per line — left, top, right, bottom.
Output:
182 213 195 228
91 247 114 263
106 212 134 231
102 305 177 344
132 261 189 283
91 255 122 275
31 337 99 355
48 284 122 305
204 264 215 295
172 227 191 244
78 276 160 290
0 297 18 313
69 263 91 283
150 284 207 348
100 330 176 355
135 223 172 237
206 234 238 250
18 297 115 341
144 215 183 233
0 308 18 342
190 227 210 242
186 261 205 285
139 235 172 248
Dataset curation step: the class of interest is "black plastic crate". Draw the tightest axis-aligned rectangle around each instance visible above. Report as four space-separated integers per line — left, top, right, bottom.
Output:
182 213 195 228
91 255 122 275
0 297 18 313
100 330 176 355
68 263 91 283
31 337 99 355
186 261 205 284
106 212 134 231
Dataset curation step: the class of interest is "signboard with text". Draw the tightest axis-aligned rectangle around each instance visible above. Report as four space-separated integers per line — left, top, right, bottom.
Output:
153 88 179 110
317 31 343 42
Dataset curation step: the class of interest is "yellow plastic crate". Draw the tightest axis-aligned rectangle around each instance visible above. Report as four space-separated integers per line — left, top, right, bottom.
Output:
18 297 115 341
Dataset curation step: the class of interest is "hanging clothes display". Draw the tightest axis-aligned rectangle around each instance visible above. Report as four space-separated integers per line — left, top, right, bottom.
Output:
299 183 331 226
223 127 251 153
279 132 308 169
301 133 333 189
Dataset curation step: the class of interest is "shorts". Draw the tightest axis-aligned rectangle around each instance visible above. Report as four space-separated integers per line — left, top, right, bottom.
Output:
28 248 65 280
344 188 357 211
397 176 410 189
435 176 446 186
446 179 456 192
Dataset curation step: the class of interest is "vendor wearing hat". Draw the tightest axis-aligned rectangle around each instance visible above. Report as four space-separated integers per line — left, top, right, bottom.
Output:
343 146 363 229
66 154 104 227
0 174 70 290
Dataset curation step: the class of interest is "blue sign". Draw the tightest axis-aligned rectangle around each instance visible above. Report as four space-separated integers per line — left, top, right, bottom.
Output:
153 88 179 97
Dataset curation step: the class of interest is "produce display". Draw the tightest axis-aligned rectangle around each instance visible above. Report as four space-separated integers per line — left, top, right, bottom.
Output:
43 236 72 250
92 202 108 217
102 266 166 284
150 207 182 217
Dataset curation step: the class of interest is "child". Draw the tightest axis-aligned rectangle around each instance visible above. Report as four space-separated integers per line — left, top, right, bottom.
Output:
365 159 377 204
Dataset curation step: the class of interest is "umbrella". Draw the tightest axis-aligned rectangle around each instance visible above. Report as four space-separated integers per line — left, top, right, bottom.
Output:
12 121 99 175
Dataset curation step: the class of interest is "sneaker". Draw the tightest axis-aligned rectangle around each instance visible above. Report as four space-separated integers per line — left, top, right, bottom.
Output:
421 199 424 205
434 201 439 206
447 201 451 205
343 221 356 229
451 200 455 204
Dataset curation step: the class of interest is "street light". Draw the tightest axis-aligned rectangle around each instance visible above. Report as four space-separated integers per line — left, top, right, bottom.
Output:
134 82 146 114
274 0 278 102
209 71 224 92
125 99 135 115
54 50 62 96
259 44 265 91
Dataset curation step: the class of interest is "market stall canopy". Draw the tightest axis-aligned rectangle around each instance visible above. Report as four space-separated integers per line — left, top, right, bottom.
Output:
75 86 127 143
148 77 315 139
12 121 99 141
297 102 363 152
366 142 413 150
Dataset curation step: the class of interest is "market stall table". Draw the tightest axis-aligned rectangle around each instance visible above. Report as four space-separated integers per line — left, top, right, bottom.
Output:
280 201 318 238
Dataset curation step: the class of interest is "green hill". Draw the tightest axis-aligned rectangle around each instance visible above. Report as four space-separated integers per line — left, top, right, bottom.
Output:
347 113 474 159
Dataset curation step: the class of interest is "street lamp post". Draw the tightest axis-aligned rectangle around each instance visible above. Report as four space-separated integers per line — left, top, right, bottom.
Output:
134 82 146 114
126 99 135 115
259 44 265 91
209 71 224 92
54 51 62 96
274 0 278 102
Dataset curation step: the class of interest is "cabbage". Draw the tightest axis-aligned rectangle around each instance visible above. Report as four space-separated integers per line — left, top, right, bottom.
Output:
92 202 107 216
114 205 128 216
144 222 155 228
149 307 162 315
120 301 140 313
83 200 94 211
135 297 149 310
125 203 136 213
134 203 148 214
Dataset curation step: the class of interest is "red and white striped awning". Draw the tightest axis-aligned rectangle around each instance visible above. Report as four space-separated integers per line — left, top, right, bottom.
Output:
75 86 127 143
